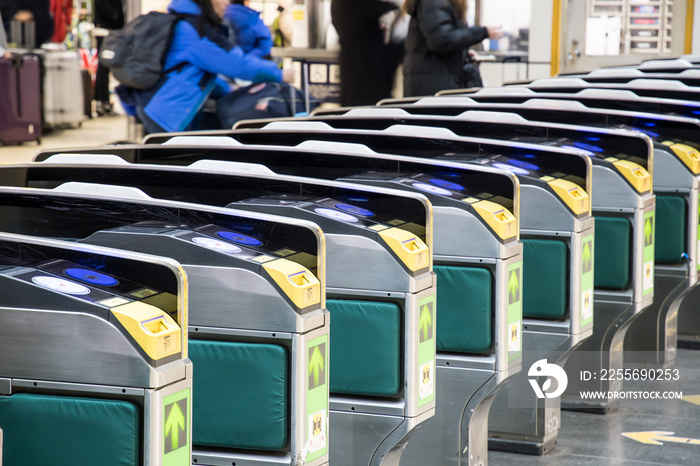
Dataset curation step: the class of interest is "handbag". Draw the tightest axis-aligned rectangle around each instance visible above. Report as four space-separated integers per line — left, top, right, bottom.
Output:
460 60 483 89
216 81 320 129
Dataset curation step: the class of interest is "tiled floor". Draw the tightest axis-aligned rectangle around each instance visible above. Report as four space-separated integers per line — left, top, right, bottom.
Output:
0 114 130 164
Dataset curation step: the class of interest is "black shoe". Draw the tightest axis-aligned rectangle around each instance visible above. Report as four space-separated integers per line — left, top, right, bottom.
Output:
96 101 117 117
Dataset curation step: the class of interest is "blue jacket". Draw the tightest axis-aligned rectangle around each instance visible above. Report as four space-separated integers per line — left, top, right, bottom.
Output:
132 0 282 132
224 4 273 59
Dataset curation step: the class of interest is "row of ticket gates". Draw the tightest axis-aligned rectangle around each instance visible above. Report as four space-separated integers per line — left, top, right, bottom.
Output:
2 55 700 466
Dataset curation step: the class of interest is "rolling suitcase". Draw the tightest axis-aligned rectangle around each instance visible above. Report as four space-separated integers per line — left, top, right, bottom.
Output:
38 46 85 128
0 54 42 144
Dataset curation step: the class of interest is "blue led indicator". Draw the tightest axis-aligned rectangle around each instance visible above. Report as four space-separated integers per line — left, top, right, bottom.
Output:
65 268 119 286
437 171 461 178
335 203 375 217
493 162 529 175
217 231 263 246
429 178 465 191
573 141 603 153
633 128 660 138
343 195 370 203
508 159 540 171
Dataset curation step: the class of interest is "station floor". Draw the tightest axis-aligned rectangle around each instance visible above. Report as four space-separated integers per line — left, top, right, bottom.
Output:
490 348 700 466
0 113 130 163
1 115 699 466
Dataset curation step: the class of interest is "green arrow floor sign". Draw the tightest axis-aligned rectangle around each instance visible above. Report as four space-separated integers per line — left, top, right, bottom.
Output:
165 401 185 452
417 294 435 407
643 212 655 295
507 262 522 362
419 303 433 343
306 335 328 463
163 388 190 466
508 268 520 305
581 235 594 327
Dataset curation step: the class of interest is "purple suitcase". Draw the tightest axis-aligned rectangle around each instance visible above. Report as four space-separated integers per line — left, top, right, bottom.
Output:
0 54 42 144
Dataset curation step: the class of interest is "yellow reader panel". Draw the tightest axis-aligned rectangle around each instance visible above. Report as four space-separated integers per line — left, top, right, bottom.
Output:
142 292 178 318
613 160 652 193
262 258 321 309
378 227 430 272
111 301 181 360
663 141 700 175
472 200 517 240
548 179 590 215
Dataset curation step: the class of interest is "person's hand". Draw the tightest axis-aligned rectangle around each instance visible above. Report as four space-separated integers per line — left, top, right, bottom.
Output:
282 68 296 83
13 10 34 22
487 26 503 40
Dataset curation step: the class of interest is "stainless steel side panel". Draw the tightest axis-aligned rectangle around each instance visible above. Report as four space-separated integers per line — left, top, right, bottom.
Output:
0 308 183 388
184 265 302 332
326 233 425 292
432 206 518 259
519 186 579 233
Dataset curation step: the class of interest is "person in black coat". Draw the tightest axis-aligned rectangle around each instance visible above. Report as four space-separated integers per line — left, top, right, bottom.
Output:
1 0 54 46
403 0 502 97
94 0 125 115
331 0 401 107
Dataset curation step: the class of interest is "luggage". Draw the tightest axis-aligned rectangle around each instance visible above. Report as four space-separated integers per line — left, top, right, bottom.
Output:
0 54 43 144
216 81 320 129
37 47 85 127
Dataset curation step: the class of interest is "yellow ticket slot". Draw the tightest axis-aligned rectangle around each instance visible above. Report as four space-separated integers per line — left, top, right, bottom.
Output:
613 160 652 193
663 141 700 175
548 179 590 215
378 227 430 272
262 258 321 308
471 200 517 240
111 301 181 360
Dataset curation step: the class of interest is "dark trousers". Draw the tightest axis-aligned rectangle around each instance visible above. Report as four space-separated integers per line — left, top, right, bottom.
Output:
95 36 111 103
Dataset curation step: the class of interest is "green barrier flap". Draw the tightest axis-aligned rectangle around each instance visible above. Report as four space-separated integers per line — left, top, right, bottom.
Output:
655 195 687 264
0 393 139 466
522 239 568 319
434 265 492 353
189 340 288 450
594 217 631 290
326 299 401 396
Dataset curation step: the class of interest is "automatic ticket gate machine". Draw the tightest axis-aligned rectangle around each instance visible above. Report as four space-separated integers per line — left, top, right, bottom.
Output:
375 95 700 353
0 233 191 466
204 122 654 415
553 68 700 85
0 184 328 466
41 139 524 466
522 77 700 106
0 160 436 466
294 107 688 369
145 124 603 447
592 59 700 74
432 86 700 120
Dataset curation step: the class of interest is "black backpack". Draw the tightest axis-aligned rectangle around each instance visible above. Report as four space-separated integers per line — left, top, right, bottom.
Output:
100 12 182 90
